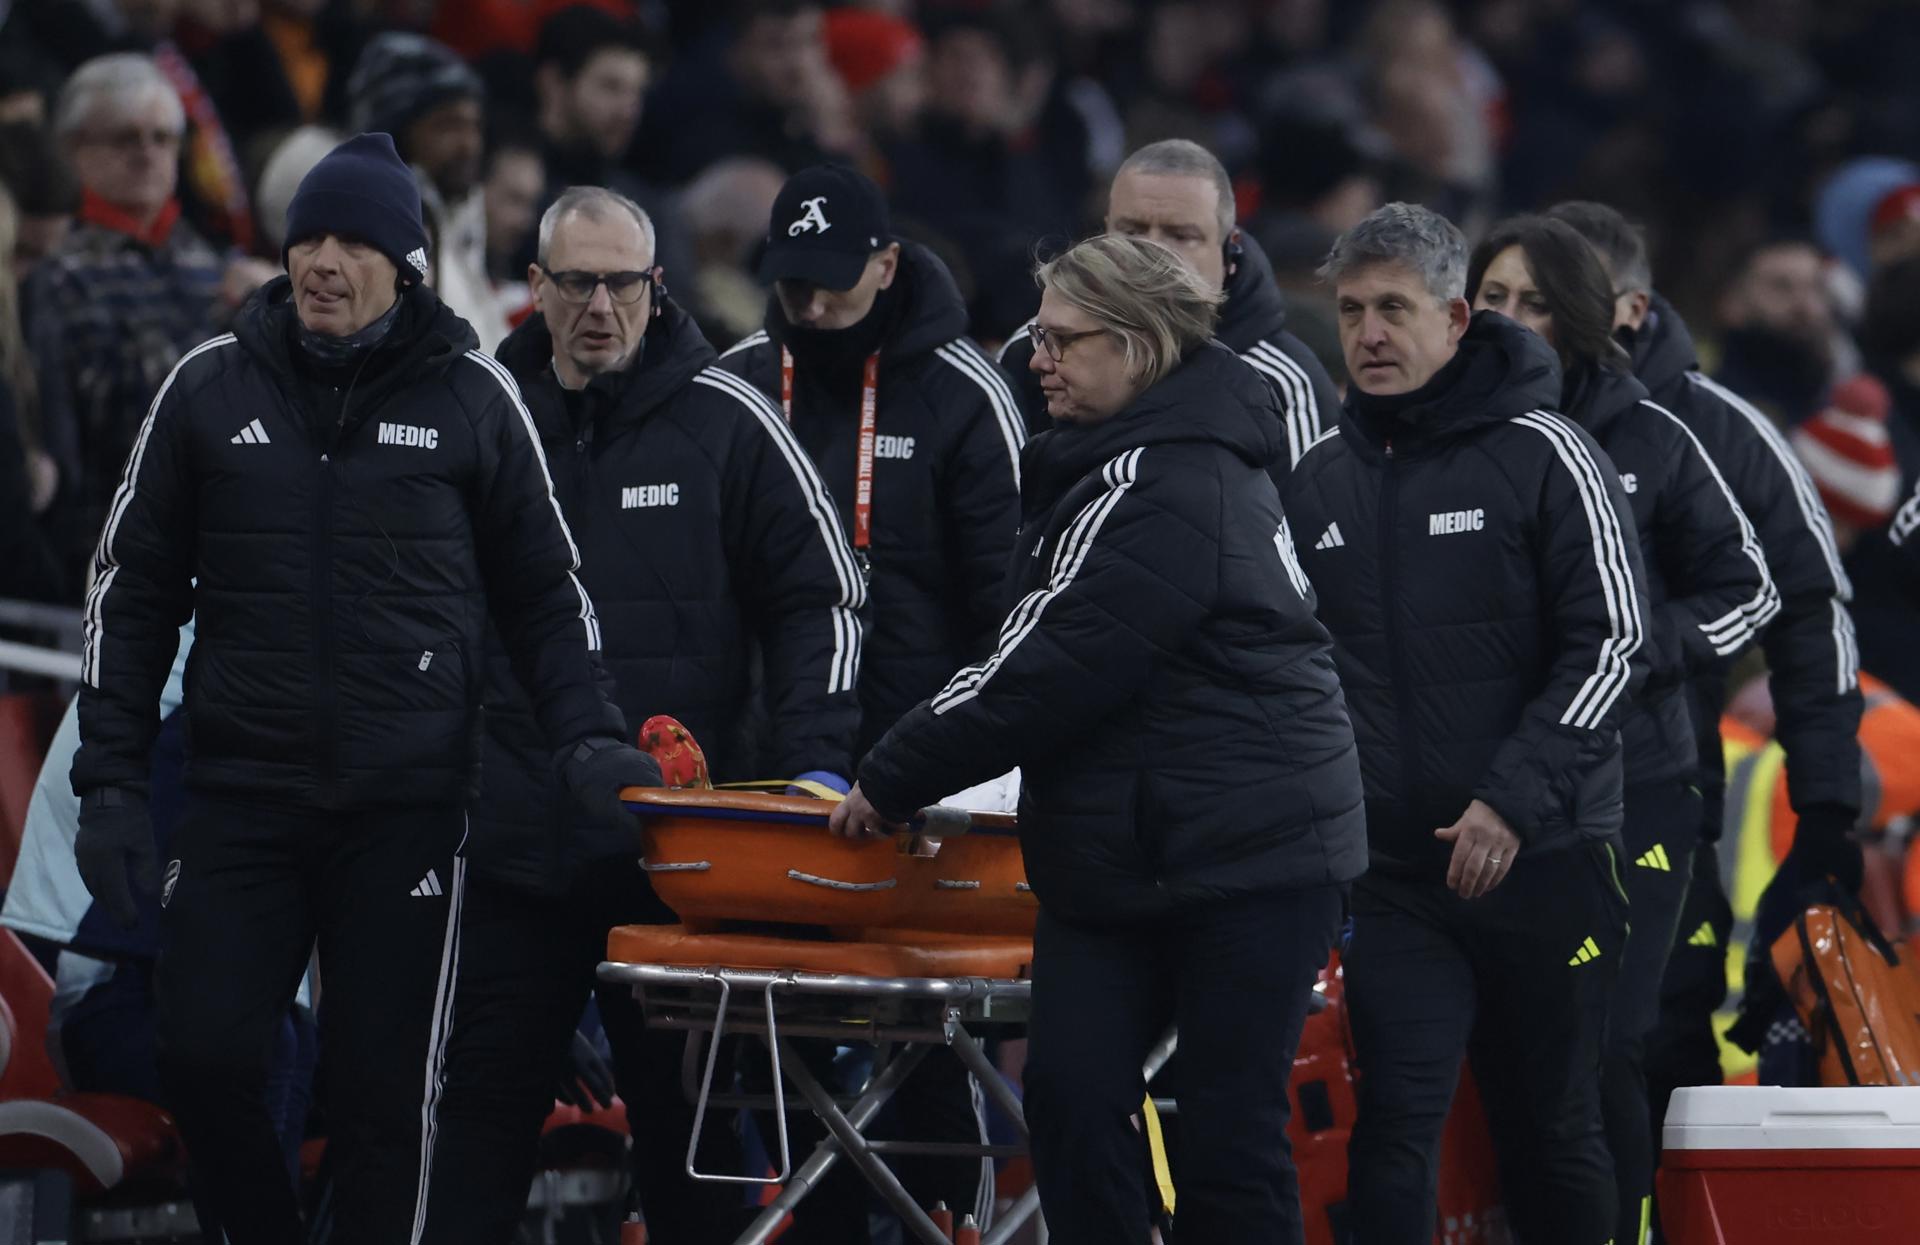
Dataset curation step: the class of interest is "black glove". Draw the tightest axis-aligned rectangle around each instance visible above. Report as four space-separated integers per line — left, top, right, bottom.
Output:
556 1029 618 1110
1750 804 1863 961
561 737 661 858
75 787 159 929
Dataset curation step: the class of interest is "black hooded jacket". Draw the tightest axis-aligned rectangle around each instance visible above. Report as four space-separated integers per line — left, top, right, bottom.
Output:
1282 314 1651 877
1628 295 1863 827
859 342 1367 927
70 278 623 809
479 298 866 893
1560 361 1777 786
718 242 1025 757
997 233 1341 474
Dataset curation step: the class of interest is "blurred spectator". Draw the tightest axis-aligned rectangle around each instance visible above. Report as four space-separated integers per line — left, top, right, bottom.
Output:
634 0 845 183
26 53 274 592
1120 1 1255 161
1355 0 1498 229
1859 255 1920 485
1814 155 1918 286
821 5 925 141
1867 181 1920 275
1712 236 1844 428
0 120 82 277
348 33 511 351
1791 376 1903 546
0 44 61 124
252 124 342 253
678 154 785 345
0 182 64 603
482 130 545 288
885 4 1090 337
525 6 692 288
189 0 371 161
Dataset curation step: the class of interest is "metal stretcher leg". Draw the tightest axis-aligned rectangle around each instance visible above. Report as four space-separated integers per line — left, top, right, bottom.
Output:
732 1039 936 1245
775 1035 957 1245
686 973 790 1185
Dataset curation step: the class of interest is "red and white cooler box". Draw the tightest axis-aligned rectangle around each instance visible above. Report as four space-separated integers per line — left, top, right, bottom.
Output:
1660 1085 1920 1243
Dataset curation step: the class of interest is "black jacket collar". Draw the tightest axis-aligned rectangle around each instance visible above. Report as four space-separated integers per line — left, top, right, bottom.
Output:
496 295 717 441
1339 312 1564 460
1022 341 1285 511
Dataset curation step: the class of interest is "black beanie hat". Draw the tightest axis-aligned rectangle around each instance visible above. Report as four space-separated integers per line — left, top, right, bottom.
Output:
346 32 483 142
282 133 431 285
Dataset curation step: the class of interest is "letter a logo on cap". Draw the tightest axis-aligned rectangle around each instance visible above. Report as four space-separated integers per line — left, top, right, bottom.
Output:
788 197 831 237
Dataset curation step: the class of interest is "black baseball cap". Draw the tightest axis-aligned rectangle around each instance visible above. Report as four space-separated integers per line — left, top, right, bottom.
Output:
759 164 892 291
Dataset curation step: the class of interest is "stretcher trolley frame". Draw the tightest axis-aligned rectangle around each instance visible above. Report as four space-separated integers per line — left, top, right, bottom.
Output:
603 788 1039 1245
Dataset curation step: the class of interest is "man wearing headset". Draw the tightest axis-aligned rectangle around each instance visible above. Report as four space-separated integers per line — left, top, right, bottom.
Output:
998 138 1340 474
419 185 866 1244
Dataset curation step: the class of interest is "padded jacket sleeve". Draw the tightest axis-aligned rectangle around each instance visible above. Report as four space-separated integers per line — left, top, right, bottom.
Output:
721 379 867 779
1686 374 1862 817
1643 405 1779 687
859 447 1214 820
463 355 626 756
70 349 203 798
1474 414 1651 838
937 355 1026 658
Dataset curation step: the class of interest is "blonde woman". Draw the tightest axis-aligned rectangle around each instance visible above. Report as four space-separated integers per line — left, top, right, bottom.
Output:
0 181 63 601
832 234 1367 1244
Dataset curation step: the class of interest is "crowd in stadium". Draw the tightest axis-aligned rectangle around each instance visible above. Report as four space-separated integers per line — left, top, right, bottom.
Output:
2 1 1920 1243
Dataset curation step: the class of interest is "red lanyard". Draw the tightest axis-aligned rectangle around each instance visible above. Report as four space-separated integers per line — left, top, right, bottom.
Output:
782 346 880 567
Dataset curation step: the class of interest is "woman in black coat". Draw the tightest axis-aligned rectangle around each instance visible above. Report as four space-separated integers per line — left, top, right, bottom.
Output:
1469 215 1778 1244
831 234 1368 1245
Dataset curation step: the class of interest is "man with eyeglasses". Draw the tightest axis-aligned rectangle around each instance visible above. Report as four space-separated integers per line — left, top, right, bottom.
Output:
418 185 866 1244
26 52 277 593
716 163 1021 1243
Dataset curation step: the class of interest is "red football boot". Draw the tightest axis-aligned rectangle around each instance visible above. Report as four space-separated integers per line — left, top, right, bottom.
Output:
637 715 712 789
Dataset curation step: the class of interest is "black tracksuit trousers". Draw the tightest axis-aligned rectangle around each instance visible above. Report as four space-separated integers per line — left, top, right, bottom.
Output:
1345 841 1628 1245
419 862 758 1245
1023 886 1344 1245
1601 780 1701 1245
155 793 466 1245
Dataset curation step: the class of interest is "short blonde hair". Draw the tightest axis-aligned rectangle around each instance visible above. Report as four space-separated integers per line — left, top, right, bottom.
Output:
1036 235 1224 388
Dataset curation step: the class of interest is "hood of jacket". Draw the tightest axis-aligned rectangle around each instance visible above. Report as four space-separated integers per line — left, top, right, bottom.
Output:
1339 311 1564 459
1217 230 1290 353
1561 359 1652 440
765 239 971 367
496 294 717 438
233 275 479 408
1022 340 1286 510
1626 292 1699 400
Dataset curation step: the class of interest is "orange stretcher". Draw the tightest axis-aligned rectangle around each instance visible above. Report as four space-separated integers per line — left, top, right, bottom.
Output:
601 788 1040 1245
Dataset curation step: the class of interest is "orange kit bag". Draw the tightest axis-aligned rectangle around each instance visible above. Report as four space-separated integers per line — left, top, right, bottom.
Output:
1769 898 1920 1086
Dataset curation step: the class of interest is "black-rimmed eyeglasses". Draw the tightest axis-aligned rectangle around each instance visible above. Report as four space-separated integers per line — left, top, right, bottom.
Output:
540 267 653 306
1032 323 1107 363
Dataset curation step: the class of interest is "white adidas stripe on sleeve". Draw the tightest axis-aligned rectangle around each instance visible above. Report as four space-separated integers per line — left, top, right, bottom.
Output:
1511 411 1644 730
465 350 602 650
932 448 1143 716
82 334 237 688
1641 400 1780 654
694 367 869 694
936 341 1027 489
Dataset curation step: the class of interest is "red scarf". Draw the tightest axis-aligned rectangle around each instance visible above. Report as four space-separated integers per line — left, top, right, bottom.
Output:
79 189 181 250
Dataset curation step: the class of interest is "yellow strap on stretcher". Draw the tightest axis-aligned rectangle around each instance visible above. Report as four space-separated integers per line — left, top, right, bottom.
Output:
1141 1093 1176 1215
715 779 846 802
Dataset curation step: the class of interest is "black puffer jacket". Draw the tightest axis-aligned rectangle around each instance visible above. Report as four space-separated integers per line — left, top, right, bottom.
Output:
1629 296 1863 827
998 233 1340 473
477 298 866 893
859 342 1367 927
718 242 1024 756
1282 314 1650 877
71 278 623 808
1560 362 1777 786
